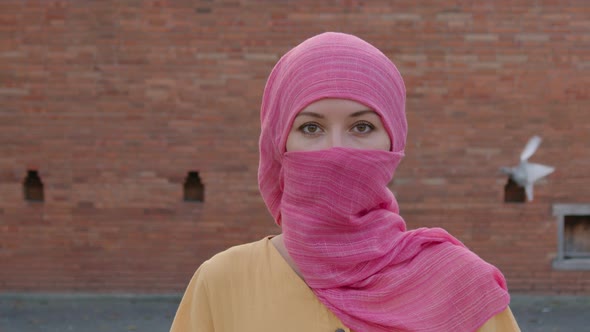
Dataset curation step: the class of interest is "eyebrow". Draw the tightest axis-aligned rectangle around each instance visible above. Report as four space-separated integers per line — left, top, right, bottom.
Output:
296 109 375 119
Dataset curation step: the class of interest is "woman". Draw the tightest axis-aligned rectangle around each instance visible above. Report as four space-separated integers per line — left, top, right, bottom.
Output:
170 32 520 332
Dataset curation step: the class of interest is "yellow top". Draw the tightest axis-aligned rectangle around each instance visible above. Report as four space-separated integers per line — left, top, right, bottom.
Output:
170 237 521 332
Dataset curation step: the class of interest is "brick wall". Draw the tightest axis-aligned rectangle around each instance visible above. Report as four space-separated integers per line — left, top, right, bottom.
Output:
1 1 588 294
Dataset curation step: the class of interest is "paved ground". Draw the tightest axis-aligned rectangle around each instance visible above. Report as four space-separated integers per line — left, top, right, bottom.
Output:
1 293 589 332
0 294 179 332
509 294 590 332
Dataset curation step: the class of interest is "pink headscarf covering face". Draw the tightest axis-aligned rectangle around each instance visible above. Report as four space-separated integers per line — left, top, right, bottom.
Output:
258 32 509 332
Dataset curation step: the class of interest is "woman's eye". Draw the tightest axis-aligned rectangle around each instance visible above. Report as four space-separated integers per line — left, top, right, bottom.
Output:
353 122 374 134
300 123 321 134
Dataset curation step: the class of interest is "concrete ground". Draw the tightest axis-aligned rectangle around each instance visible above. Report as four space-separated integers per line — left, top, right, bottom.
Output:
1 293 589 332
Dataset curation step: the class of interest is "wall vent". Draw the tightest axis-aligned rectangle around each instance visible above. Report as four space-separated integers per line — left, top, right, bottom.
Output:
184 171 204 202
24 170 44 202
504 178 526 203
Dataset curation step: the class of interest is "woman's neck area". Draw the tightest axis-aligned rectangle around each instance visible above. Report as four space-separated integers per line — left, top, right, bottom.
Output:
270 234 304 280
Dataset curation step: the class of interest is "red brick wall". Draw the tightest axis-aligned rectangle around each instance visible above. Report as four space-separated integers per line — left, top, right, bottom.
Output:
1 1 588 294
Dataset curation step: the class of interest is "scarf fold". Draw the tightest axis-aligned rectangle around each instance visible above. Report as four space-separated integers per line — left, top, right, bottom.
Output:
258 32 510 332
280 147 509 332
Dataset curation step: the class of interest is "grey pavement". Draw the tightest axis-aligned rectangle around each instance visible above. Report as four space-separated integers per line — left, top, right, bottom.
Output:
0 293 589 332
0 294 179 332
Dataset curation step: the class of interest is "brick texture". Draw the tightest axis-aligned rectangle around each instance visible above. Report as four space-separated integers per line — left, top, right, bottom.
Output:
0 1 589 294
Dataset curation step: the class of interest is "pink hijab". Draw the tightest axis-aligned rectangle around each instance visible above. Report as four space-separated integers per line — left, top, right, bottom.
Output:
258 32 509 332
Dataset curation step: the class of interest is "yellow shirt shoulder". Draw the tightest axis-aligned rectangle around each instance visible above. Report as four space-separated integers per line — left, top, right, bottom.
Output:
170 237 520 332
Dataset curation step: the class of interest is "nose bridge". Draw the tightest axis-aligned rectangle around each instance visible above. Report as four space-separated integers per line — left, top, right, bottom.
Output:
328 127 344 148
